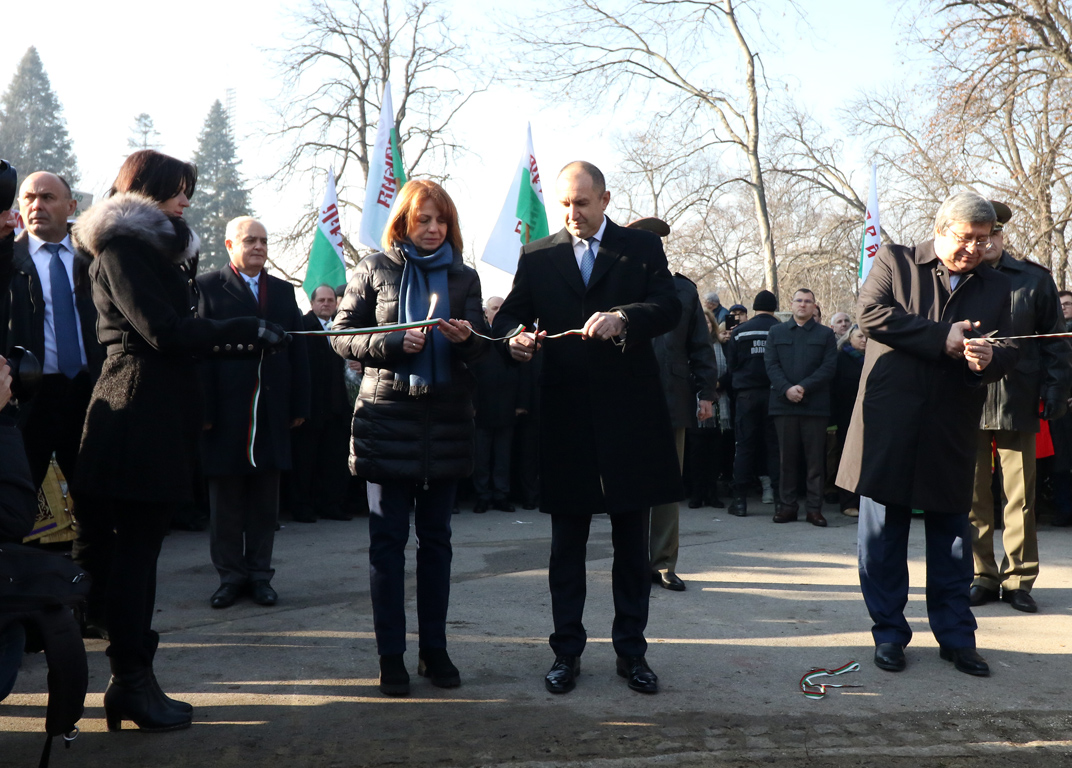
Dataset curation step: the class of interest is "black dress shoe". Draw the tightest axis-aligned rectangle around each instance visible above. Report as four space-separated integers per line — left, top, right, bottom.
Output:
874 642 906 672
616 656 658 693
654 571 686 591
291 511 318 523
250 580 278 606
805 511 828 527
544 655 580 694
1001 588 1038 613
707 496 725 509
521 501 538 510
939 645 990 676
210 583 244 609
969 585 999 607
687 498 704 509
473 499 489 514
491 498 516 512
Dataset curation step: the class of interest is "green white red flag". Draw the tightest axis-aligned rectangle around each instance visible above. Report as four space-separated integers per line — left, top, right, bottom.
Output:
858 163 881 283
359 83 407 250
480 124 549 275
302 168 346 298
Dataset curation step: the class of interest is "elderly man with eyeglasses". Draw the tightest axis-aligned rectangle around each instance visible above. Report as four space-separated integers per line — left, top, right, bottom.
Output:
837 191 1019 678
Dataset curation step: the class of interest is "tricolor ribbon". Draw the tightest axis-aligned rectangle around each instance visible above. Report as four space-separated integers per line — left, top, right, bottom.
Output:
799 661 861 699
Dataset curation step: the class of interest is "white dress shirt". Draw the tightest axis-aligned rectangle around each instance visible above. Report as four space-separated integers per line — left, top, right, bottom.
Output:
569 216 608 270
27 232 88 374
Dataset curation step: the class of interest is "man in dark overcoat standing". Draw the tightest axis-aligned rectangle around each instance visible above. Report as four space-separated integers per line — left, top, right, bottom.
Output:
837 191 1018 678
0 172 104 488
494 161 682 696
288 284 352 523
198 217 309 609
969 203 1070 614
648 257 717 592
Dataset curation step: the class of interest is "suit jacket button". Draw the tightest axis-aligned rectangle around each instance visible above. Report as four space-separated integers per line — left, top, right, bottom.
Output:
225 344 232 351
213 345 221 352
237 344 244 351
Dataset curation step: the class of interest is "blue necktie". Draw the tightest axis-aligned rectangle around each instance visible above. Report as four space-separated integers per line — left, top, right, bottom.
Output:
46 243 82 379
580 241 596 286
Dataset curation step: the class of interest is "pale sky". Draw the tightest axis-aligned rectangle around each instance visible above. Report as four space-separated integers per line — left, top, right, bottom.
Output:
1 0 907 302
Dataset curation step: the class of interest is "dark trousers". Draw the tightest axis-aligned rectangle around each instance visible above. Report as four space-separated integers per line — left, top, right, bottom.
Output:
549 509 651 658
20 371 92 487
209 471 280 585
687 427 723 504
858 501 977 648
731 388 779 496
512 413 540 505
772 415 827 513
290 415 350 518
367 479 456 656
73 494 172 667
474 425 513 501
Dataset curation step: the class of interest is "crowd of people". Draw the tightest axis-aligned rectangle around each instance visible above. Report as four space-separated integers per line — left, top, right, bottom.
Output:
1 151 1070 739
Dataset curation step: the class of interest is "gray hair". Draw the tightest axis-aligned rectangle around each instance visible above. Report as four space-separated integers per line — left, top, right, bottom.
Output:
704 291 720 304
934 192 996 234
225 215 262 243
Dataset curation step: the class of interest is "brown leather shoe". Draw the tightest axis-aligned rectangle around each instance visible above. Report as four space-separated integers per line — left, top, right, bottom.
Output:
772 506 798 523
806 511 828 527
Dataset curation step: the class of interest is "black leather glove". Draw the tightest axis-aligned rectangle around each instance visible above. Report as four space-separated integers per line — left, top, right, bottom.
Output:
257 320 289 350
1044 387 1069 421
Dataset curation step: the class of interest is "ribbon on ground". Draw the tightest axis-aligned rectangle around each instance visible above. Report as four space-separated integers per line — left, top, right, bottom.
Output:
799 660 861 699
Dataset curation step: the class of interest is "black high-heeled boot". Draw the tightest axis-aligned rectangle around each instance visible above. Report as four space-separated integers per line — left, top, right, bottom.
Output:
147 632 192 715
104 664 192 732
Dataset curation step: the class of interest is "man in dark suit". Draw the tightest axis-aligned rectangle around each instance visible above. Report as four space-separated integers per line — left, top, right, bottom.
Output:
197 217 309 609
288 284 352 523
837 191 1018 678
494 161 682 695
0 172 103 487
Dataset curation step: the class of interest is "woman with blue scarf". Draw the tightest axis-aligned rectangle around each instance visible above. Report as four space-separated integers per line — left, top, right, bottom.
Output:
331 180 488 696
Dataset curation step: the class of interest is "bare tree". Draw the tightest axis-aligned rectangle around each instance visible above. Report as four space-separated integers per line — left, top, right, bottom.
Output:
509 0 790 293
269 0 478 273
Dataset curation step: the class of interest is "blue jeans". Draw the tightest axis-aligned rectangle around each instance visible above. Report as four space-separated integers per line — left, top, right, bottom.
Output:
367 479 456 656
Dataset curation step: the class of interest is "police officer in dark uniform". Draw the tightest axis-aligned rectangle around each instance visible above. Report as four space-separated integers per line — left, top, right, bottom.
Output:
725 290 780 517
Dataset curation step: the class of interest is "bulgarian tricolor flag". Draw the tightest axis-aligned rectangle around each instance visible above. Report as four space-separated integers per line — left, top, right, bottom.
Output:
358 82 407 250
480 123 549 275
302 168 346 298
858 162 881 283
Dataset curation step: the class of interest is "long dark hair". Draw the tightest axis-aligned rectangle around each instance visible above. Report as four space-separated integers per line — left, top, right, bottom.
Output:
109 150 197 203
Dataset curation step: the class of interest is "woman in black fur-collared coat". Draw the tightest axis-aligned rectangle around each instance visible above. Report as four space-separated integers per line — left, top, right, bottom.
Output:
331 179 487 697
71 150 287 733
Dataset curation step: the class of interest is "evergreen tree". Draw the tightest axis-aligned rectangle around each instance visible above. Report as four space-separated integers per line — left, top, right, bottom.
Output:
185 100 252 270
0 47 79 184
127 113 160 150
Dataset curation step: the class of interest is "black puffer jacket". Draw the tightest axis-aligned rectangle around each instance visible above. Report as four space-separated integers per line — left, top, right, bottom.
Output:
331 246 487 482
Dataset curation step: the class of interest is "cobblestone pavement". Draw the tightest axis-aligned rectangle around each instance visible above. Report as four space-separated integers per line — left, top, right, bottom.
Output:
4 498 1072 767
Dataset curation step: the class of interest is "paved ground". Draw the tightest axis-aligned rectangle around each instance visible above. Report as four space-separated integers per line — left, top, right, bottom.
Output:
4 497 1072 767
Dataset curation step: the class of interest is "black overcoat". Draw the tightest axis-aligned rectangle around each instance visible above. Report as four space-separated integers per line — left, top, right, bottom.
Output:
493 220 684 516
302 311 351 422
652 274 717 429
471 340 520 429
70 193 270 503
836 240 1019 513
330 246 488 483
197 267 310 476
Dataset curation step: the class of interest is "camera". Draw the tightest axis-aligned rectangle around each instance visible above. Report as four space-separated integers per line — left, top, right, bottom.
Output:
0 160 15 214
5 347 42 401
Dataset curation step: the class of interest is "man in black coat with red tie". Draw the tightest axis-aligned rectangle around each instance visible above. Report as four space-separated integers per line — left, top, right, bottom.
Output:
494 161 682 696
197 217 309 609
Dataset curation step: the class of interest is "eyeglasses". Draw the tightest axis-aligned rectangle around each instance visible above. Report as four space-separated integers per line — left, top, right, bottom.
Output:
942 230 991 252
